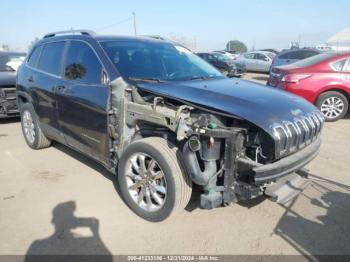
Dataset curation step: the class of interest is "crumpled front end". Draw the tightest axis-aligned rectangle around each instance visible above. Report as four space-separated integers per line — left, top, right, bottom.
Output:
0 87 19 118
178 111 324 208
121 78 325 209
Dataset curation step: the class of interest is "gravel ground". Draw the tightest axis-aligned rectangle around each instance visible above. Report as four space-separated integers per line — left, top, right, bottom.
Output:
0 73 349 256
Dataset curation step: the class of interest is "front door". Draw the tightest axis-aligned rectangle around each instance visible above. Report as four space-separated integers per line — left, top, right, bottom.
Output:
254 53 270 72
56 40 110 164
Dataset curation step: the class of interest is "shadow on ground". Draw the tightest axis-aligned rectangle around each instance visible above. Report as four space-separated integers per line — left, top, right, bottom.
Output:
53 143 203 213
251 75 269 82
52 143 122 196
25 201 112 261
0 117 20 124
275 174 350 258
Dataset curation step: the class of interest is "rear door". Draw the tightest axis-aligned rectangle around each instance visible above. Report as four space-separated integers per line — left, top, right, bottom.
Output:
56 40 110 164
243 53 256 71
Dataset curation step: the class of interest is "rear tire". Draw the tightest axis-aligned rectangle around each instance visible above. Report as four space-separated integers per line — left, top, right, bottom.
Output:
117 137 192 222
20 103 51 149
316 91 348 122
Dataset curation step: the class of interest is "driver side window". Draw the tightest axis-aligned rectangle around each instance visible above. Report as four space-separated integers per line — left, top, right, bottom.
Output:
64 41 103 85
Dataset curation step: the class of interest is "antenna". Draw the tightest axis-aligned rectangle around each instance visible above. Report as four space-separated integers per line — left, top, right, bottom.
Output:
132 12 137 35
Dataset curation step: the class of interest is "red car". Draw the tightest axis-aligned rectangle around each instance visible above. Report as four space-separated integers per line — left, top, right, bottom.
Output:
268 52 350 121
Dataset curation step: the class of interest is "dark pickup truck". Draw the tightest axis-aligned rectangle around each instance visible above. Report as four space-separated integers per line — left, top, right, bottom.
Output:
0 51 26 118
17 30 324 221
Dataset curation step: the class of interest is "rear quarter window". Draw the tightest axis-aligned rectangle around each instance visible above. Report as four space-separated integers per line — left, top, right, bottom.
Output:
278 52 291 59
37 42 65 76
27 45 42 68
331 59 347 71
342 59 350 72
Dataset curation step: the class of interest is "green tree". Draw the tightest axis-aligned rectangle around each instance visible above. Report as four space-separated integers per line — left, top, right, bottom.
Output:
226 40 248 53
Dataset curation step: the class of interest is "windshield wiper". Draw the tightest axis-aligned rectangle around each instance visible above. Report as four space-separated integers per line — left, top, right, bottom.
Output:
128 77 165 83
190 75 216 81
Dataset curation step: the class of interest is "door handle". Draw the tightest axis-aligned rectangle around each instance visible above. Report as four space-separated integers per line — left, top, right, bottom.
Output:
55 85 66 92
27 76 34 82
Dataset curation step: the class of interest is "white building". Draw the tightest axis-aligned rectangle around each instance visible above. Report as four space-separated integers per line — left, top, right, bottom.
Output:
320 28 350 51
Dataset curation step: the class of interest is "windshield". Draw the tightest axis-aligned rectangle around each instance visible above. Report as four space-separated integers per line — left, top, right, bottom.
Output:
266 52 276 59
291 52 337 68
213 53 232 62
0 53 26 72
101 41 222 82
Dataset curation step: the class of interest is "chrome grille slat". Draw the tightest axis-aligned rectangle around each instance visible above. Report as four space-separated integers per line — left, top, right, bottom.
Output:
272 111 324 158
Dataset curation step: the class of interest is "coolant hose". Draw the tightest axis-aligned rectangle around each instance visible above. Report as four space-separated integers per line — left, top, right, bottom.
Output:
182 141 217 186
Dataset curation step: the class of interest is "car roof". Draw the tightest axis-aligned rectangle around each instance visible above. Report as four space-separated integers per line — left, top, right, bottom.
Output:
35 33 174 47
278 48 321 55
246 51 274 55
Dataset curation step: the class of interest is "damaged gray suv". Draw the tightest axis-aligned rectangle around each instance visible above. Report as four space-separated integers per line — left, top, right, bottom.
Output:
17 30 324 221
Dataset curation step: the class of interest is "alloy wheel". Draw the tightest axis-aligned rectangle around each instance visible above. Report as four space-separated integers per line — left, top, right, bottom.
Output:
22 110 36 144
125 153 167 212
320 97 344 120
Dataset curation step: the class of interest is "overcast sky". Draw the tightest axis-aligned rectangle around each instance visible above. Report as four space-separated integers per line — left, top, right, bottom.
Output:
1 0 349 51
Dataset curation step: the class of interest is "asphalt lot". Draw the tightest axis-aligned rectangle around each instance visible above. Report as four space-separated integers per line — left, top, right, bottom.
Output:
1 73 350 256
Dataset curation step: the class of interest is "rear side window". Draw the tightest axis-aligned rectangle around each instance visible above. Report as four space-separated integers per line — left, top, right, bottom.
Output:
27 45 42 68
331 59 347 71
290 50 318 60
37 42 65 76
278 52 291 59
343 59 350 72
64 41 102 85
291 52 337 68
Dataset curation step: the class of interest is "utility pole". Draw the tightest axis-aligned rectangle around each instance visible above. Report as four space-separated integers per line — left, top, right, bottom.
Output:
132 12 137 35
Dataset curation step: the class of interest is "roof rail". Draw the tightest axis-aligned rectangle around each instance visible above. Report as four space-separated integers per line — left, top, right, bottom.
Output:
43 29 96 39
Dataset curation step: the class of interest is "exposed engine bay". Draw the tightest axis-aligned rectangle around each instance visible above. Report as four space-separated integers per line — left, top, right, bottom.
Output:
107 78 323 209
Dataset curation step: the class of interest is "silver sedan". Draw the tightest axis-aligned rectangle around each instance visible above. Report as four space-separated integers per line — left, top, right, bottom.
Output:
236 51 276 73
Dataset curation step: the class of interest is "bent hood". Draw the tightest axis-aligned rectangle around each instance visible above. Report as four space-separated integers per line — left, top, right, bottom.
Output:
137 77 320 135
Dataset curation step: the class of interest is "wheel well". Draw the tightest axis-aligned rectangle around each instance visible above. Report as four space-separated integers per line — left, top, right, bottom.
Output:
17 95 29 107
318 88 350 103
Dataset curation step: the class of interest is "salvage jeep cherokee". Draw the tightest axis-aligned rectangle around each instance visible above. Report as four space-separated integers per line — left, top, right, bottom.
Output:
17 30 324 221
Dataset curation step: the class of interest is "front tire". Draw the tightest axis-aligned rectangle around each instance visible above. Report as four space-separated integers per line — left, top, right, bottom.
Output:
20 103 51 149
316 91 348 122
118 137 192 222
